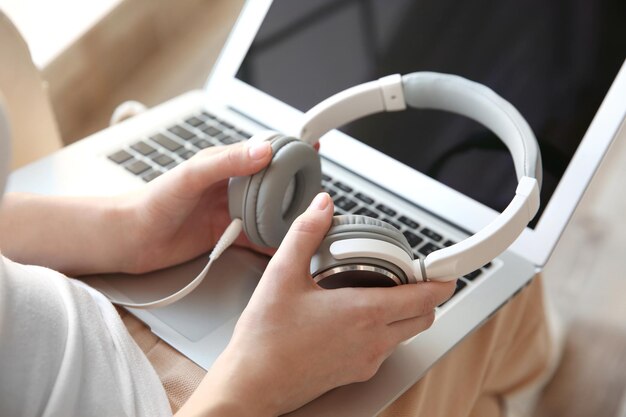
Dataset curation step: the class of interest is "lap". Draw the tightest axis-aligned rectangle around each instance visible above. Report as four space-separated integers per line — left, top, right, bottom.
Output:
122 275 551 416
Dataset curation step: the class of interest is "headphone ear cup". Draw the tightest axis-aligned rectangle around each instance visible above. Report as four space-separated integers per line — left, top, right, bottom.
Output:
228 133 321 247
312 215 414 288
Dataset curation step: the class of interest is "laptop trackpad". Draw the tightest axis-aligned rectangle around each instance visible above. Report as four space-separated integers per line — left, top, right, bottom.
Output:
82 247 269 342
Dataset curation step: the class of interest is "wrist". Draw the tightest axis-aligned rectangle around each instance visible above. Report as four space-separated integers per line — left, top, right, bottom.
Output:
102 194 143 274
178 349 278 417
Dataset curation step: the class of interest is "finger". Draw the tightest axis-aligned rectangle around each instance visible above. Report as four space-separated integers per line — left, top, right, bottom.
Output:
386 310 437 345
349 280 456 324
177 141 273 196
268 192 333 275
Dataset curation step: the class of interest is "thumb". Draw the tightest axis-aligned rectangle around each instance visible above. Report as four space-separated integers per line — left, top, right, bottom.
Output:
270 192 334 275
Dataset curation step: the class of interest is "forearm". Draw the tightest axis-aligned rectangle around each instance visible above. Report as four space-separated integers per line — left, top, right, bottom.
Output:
0 192 137 275
175 350 276 417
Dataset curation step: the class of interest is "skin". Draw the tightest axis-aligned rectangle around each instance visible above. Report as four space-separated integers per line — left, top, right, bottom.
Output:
0 141 456 416
0 141 276 275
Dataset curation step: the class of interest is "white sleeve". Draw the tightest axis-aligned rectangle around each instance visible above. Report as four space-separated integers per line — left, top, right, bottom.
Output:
0 255 172 417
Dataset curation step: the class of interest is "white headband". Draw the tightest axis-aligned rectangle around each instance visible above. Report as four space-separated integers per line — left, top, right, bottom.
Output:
300 72 542 281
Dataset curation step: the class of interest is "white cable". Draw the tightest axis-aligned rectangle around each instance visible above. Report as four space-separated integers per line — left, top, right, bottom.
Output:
108 219 243 309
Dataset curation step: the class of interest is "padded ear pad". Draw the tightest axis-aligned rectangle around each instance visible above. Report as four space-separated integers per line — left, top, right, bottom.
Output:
228 134 321 248
327 215 413 254
311 215 414 288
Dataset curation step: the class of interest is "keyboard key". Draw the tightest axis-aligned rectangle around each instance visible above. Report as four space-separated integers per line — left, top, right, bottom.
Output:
322 173 332 182
131 141 156 156
354 192 374 205
443 239 456 247
381 218 401 230
152 153 175 167
334 196 357 212
233 133 249 142
440 280 468 307
403 230 424 248
236 129 252 138
179 150 196 160
168 125 195 140
192 139 212 149
216 119 234 129
333 181 353 193
220 135 242 145
421 227 443 242
398 215 419 229
464 270 482 281
354 207 379 218
108 150 133 164
151 134 182 152
454 279 467 295
483 262 493 269
376 204 396 217
201 111 216 120
326 188 337 198
125 159 151 175
185 116 204 127
142 170 162 182
418 242 440 257
202 125 223 137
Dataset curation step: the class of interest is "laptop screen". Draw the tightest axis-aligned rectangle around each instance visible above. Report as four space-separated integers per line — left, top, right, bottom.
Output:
236 0 626 226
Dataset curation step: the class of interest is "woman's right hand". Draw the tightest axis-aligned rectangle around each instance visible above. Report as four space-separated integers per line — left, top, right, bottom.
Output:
178 192 456 417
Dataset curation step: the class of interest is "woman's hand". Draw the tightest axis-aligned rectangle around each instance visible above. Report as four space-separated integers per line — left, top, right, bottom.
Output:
123 141 274 274
178 193 456 417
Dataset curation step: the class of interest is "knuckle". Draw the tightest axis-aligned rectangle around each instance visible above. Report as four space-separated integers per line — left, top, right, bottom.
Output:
290 215 319 235
424 310 436 328
419 287 437 314
350 298 384 329
447 281 457 299
355 343 387 382
176 162 200 188
225 145 241 167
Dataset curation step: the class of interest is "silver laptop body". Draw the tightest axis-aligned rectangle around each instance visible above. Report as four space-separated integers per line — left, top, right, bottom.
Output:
8 1 626 415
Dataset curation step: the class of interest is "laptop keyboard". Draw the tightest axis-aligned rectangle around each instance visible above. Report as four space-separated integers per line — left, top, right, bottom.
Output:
107 111 252 182
107 110 491 306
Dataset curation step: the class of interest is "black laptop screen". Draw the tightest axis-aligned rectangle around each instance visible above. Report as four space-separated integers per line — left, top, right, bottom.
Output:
236 0 626 226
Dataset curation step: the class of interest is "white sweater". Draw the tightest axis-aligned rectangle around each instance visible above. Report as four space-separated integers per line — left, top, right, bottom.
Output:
0 255 172 417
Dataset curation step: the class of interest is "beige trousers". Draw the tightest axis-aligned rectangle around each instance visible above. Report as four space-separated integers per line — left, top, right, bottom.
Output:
122 275 551 416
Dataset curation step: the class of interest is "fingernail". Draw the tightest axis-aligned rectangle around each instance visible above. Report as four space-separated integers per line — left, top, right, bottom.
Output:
248 142 271 160
309 192 329 210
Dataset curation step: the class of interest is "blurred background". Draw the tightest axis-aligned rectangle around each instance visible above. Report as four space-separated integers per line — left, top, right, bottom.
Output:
1 1 625 416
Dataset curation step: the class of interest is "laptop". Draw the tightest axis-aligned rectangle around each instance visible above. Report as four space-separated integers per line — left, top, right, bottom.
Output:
8 1 626 415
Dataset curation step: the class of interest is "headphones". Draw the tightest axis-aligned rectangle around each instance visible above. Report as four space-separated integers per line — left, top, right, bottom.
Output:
108 72 541 309
229 72 542 286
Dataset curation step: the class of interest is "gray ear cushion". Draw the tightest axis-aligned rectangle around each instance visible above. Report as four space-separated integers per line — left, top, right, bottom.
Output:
327 215 413 258
228 132 282 222
241 135 321 247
